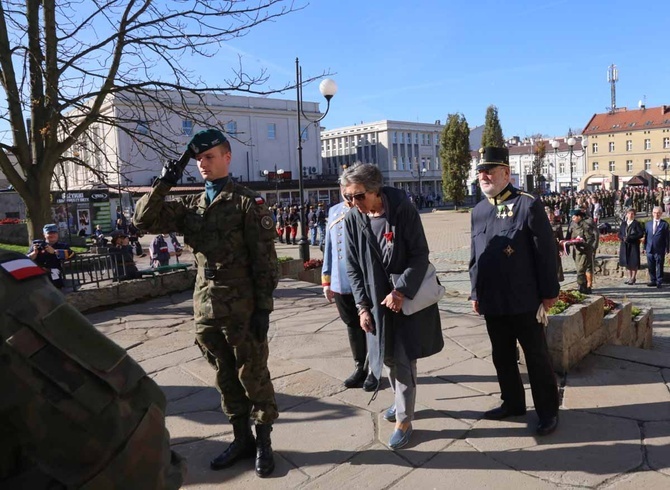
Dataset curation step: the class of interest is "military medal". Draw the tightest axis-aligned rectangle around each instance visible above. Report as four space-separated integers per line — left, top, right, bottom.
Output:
503 245 514 256
497 205 506 219
506 203 514 217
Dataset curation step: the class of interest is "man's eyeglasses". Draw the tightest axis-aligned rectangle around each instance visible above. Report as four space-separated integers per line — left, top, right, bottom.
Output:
343 192 367 202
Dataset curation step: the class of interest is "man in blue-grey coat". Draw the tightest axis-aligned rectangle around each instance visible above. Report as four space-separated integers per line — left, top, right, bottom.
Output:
469 146 560 436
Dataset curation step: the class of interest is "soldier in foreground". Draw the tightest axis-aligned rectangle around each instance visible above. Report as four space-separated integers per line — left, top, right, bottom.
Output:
0 250 185 489
133 129 279 478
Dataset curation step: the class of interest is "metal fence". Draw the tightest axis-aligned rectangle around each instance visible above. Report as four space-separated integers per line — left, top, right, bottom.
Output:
63 253 122 291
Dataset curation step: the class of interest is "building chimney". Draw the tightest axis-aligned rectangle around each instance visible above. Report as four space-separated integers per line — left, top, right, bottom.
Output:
662 105 670 115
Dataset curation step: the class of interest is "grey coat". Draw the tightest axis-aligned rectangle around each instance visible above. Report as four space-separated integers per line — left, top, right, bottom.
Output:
344 187 443 380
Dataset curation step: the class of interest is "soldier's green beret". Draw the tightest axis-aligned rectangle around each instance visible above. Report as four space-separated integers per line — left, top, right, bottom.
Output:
188 129 228 157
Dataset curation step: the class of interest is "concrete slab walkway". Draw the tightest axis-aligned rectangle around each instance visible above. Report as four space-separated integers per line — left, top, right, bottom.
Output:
88 210 670 489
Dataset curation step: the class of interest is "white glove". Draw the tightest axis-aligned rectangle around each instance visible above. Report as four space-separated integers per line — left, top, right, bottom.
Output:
536 303 549 327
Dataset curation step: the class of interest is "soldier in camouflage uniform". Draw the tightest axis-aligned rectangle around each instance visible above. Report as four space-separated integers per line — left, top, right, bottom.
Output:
567 209 597 294
0 250 185 489
133 129 279 478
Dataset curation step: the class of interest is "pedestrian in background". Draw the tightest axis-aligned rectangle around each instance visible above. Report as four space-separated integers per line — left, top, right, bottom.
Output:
618 208 644 285
343 163 443 450
469 146 560 437
644 206 670 288
134 128 279 478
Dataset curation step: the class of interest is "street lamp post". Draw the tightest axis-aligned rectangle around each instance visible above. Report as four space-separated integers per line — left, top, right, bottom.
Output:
657 160 669 186
263 165 285 205
295 57 337 262
410 164 427 208
550 139 560 193
550 137 586 206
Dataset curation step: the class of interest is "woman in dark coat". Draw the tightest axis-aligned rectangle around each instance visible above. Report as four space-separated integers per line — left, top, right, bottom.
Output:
618 207 644 284
343 164 443 451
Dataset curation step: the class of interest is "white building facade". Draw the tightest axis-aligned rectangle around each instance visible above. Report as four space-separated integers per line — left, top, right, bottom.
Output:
321 120 445 197
54 91 325 190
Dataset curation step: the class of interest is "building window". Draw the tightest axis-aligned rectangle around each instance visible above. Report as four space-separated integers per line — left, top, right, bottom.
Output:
559 162 565 174
592 143 598 153
609 161 616 171
393 132 397 144
407 132 411 144
414 133 419 144
626 160 633 172
136 120 149 135
645 159 651 170
225 121 237 135
267 123 276 140
626 140 632 151
645 139 651 150
592 162 599 171
608 142 615 152
182 119 193 136
664 137 670 149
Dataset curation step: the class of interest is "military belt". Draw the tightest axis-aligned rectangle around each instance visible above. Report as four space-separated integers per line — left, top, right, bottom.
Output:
199 267 249 281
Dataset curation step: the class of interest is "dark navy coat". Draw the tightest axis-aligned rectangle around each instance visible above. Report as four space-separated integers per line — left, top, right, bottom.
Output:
469 184 559 316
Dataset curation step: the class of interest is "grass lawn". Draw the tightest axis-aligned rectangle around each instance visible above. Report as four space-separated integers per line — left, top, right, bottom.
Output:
0 243 88 254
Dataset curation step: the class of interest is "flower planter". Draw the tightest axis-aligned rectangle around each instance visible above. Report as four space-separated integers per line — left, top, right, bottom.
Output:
632 308 653 349
601 302 632 347
278 259 303 279
297 267 322 285
546 295 604 374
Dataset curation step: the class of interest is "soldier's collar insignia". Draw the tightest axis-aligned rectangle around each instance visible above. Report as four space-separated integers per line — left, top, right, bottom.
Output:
503 245 515 257
487 188 513 206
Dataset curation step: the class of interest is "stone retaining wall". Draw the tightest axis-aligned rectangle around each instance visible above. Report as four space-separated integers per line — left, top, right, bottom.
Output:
541 296 653 374
66 269 196 312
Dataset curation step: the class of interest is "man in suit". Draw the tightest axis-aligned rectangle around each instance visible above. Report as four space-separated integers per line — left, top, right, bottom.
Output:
469 147 560 436
644 206 670 288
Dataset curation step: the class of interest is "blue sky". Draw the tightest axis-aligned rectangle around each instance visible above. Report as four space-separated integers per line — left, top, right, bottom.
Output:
209 0 670 140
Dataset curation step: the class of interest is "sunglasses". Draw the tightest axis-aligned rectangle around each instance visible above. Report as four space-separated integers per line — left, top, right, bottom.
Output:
343 192 367 202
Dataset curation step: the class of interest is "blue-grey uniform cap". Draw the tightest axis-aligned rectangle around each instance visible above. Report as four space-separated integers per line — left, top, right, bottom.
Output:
43 223 58 234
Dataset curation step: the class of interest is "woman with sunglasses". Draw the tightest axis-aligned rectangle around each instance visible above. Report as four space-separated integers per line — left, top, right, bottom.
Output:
342 163 443 450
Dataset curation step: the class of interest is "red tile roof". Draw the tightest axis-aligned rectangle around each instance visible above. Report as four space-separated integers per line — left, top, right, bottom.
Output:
583 105 670 136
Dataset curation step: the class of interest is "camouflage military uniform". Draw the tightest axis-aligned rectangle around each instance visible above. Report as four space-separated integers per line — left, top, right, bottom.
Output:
570 218 597 288
133 180 279 425
0 251 185 489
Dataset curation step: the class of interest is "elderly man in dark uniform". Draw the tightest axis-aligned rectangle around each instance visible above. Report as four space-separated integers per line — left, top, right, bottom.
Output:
26 223 74 289
134 129 279 477
469 147 561 436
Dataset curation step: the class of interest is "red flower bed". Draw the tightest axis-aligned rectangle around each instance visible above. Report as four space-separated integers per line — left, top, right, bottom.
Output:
303 259 323 270
599 233 619 243
0 218 20 225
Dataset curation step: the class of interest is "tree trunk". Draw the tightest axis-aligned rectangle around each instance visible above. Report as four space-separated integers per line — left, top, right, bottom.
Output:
23 169 54 242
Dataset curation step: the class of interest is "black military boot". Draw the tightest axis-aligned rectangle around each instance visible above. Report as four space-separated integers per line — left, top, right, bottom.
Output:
255 424 275 477
210 419 256 470
344 325 368 388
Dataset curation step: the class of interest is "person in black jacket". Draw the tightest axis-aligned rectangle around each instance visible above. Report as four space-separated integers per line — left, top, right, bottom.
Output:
618 208 644 285
108 230 141 281
343 163 443 450
469 147 560 436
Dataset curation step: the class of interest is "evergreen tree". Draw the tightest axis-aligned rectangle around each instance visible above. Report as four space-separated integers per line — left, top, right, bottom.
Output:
440 113 471 209
481 105 505 148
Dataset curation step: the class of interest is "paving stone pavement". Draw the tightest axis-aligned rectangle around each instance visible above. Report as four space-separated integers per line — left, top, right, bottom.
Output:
90 210 670 489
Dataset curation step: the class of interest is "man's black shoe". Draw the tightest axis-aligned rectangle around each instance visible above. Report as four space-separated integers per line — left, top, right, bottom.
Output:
536 415 559 436
484 405 526 420
657 284 663 289
363 372 378 392
647 282 657 287
255 424 275 478
343 366 366 388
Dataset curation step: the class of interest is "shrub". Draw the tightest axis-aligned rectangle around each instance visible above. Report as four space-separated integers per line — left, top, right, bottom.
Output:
277 256 294 264
631 306 642 319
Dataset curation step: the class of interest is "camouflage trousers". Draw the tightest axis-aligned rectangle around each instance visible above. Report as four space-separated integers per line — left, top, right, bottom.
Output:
195 323 278 425
574 251 594 286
